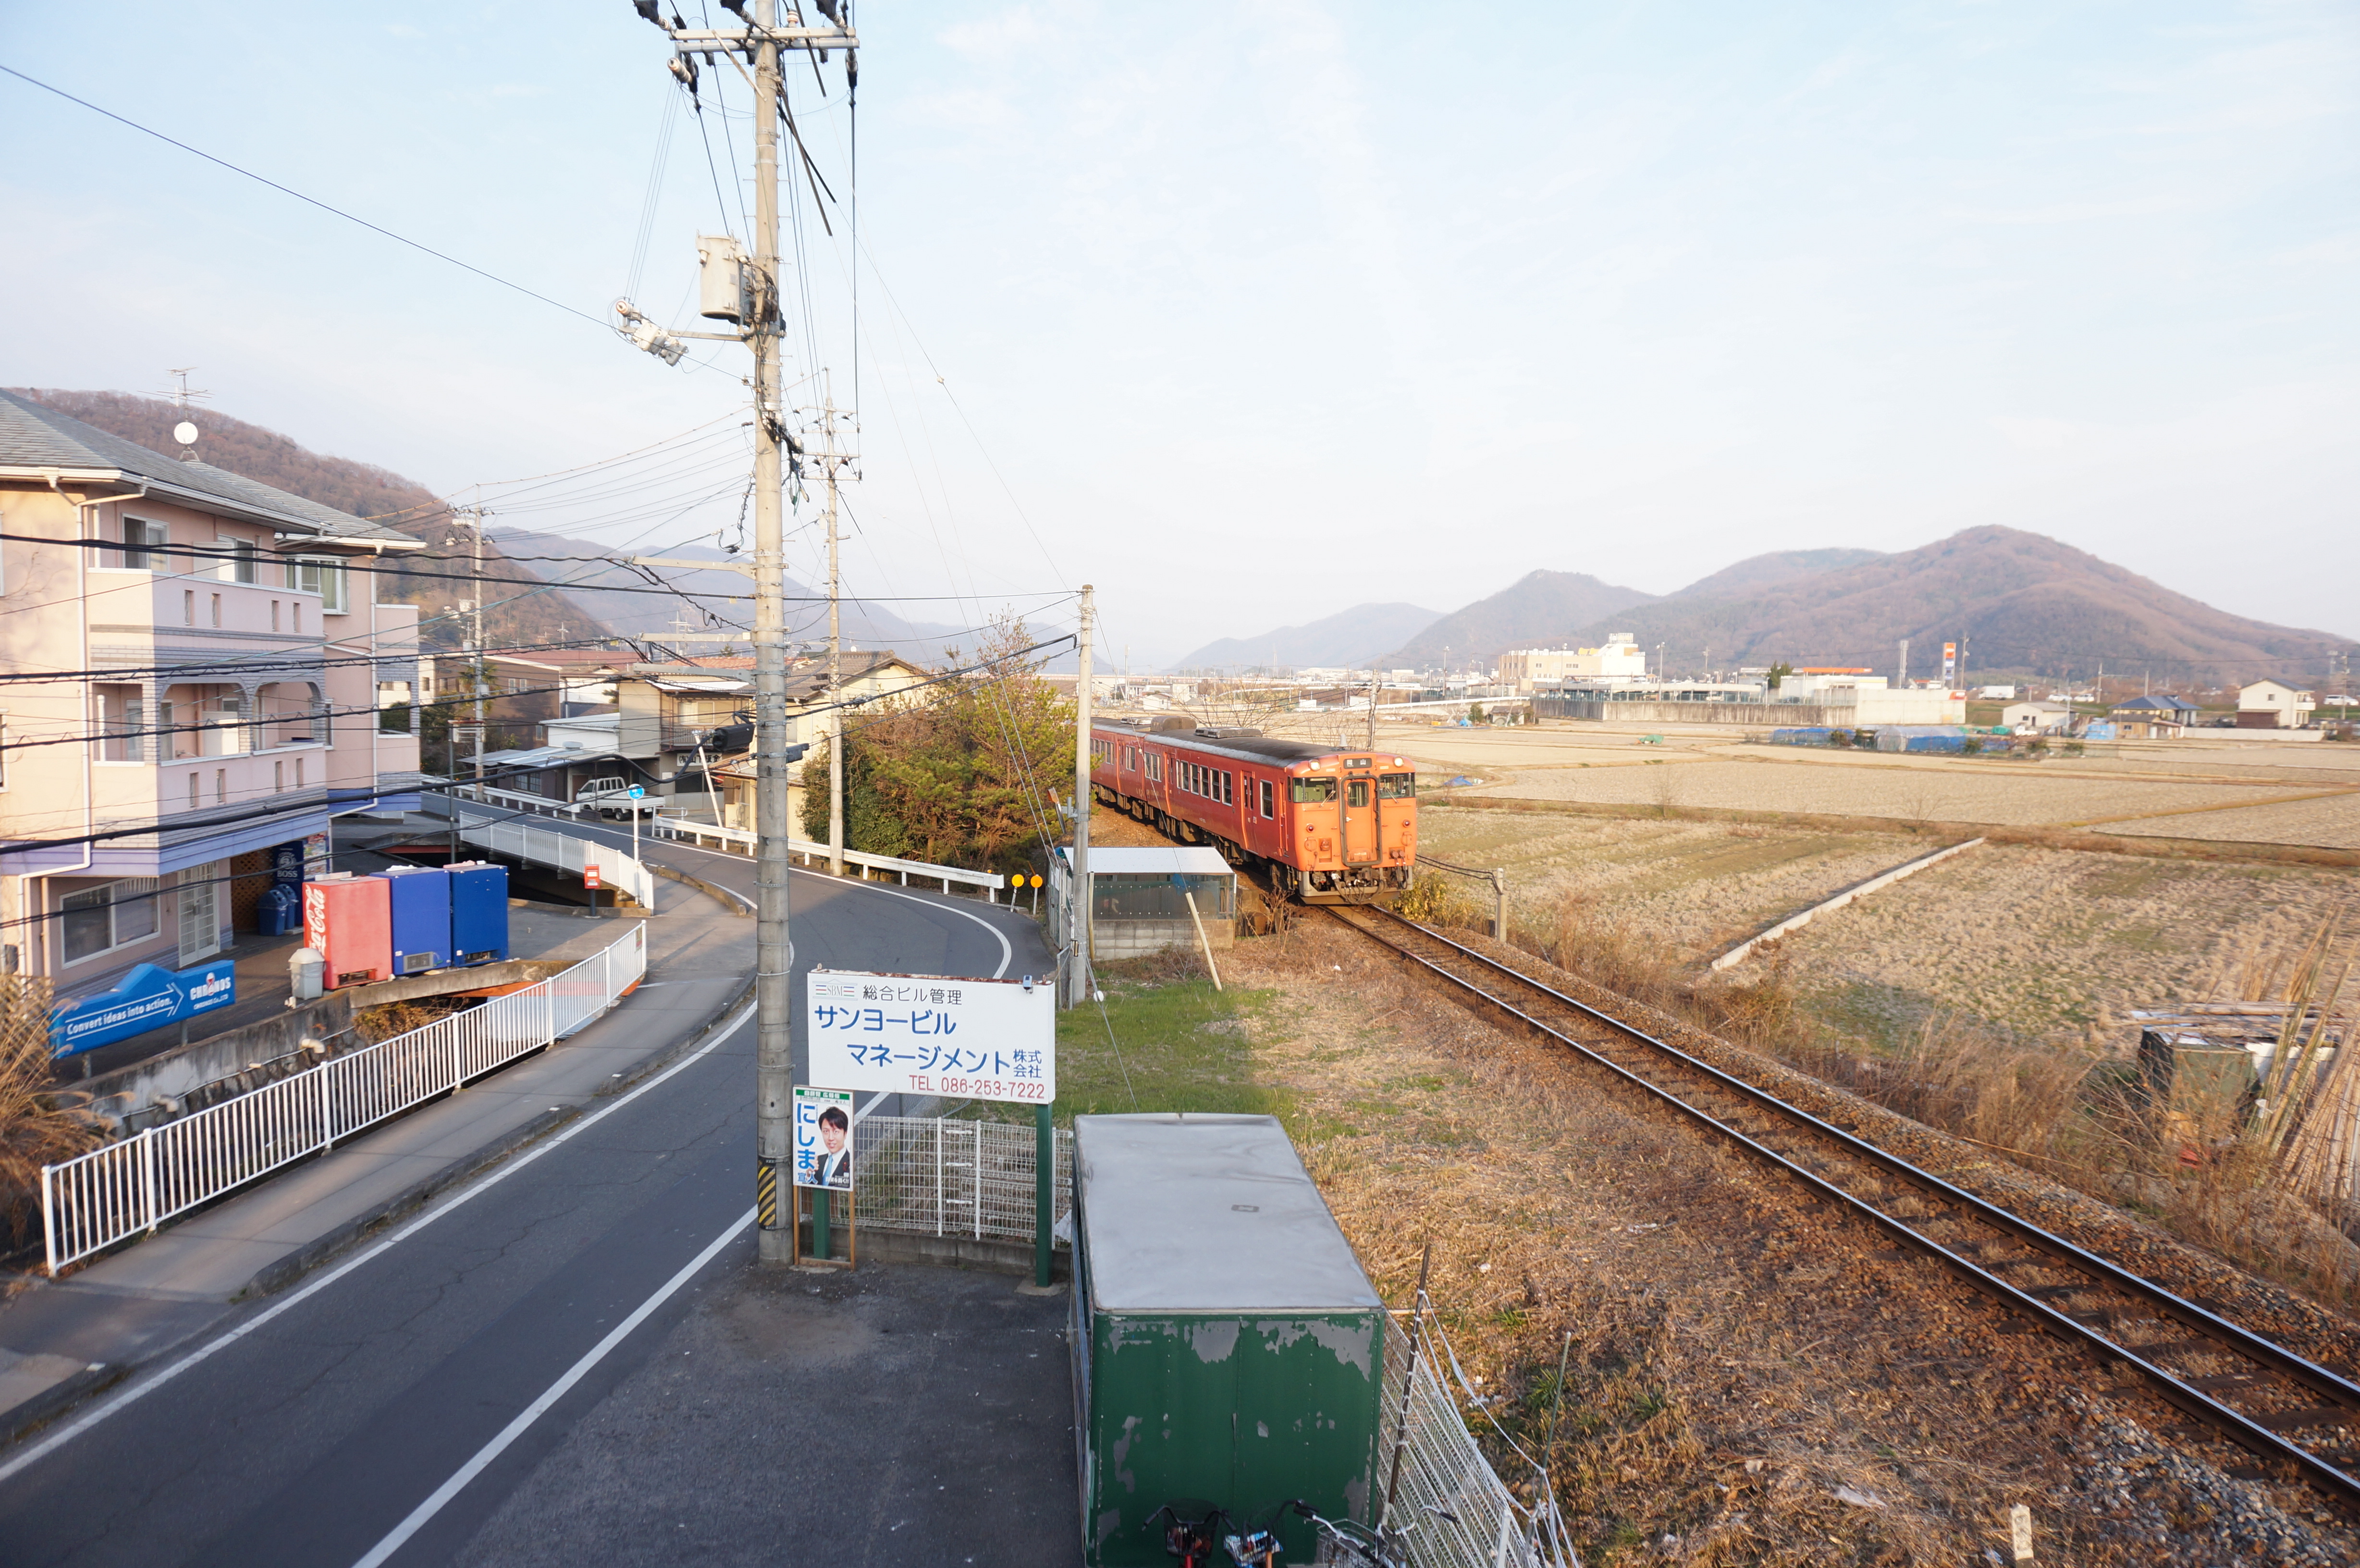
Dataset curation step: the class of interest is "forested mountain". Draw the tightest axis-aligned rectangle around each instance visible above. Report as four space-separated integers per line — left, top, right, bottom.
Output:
1172 602 1444 672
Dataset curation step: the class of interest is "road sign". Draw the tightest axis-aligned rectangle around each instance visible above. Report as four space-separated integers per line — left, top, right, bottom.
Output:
793 1086 856 1191
583 866 602 891
627 785 645 799
806 969 1055 1102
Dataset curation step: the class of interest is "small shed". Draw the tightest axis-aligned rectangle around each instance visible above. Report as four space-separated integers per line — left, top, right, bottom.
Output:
1069 1114 1385 1566
1050 845 1238 961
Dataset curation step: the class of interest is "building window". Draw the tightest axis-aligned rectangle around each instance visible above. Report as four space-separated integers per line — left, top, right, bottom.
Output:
292 558 350 613
211 538 260 583
188 773 200 808
95 686 144 762
274 760 285 793
61 878 161 964
183 589 196 625
295 756 305 789
271 600 281 633
215 768 227 804
293 601 302 634
211 593 223 627
120 517 169 571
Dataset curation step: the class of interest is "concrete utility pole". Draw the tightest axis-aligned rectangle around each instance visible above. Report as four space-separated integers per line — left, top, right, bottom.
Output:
1366 666 1377 751
1069 586 1094 1008
624 0 856 1266
749 0 796 1267
824 392 845 877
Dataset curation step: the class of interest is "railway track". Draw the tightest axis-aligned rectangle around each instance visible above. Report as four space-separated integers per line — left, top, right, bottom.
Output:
1325 903 2360 1513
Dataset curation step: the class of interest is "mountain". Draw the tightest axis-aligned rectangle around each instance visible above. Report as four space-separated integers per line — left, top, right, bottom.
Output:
487 527 969 661
1558 526 2347 684
1667 547 1886 601
7 388 614 653
1171 602 1445 673
1378 571 1658 670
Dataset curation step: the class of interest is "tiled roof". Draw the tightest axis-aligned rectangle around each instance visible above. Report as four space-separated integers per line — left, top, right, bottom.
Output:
0 389 413 544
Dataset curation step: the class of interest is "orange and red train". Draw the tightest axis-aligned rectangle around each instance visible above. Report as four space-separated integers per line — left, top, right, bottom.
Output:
1087 718 1416 903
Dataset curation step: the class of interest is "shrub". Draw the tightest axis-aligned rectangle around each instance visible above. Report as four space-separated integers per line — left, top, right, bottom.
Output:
1828 728 1853 748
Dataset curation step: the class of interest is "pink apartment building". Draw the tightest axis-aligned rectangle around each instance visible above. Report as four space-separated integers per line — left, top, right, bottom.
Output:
0 391 424 1007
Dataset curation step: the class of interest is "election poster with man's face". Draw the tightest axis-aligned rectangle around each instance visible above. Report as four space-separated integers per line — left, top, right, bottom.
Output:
793 1086 856 1191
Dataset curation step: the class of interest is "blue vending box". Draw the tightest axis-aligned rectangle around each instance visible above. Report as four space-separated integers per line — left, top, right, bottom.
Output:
376 865 453 976
445 860 511 966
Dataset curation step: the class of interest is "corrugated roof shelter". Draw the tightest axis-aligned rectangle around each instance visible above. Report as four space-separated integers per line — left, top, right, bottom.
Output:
1069 1114 1383 1565
1050 845 1239 962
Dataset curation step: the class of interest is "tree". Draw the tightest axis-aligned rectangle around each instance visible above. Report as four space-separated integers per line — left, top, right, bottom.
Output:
800 618 1075 873
1765 662 1794 691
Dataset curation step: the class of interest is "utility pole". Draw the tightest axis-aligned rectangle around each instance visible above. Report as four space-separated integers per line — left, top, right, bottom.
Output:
1069 587 1094 1009
1366 665 1377 751
622 1 856 1267
747 0 794 1267
823 392 846 876
1898 637 1909 688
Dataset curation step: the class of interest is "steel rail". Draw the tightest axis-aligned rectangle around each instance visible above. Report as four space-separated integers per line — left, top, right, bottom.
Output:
1328 905 2360 1510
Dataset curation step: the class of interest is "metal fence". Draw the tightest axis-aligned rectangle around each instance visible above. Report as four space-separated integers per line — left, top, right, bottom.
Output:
41 923 648 1276
851 1115 1072 1244
452 800 658 909
650 815 1008 899
1374 1306 1579 1568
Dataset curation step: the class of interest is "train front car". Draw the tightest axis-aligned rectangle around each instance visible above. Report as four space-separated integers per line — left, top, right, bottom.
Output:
1088 719 1415 905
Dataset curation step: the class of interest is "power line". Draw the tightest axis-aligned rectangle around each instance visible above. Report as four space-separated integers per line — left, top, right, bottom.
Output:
0 62 609 331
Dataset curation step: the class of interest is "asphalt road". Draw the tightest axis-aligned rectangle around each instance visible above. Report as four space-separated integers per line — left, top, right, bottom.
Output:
0 848 1075 1566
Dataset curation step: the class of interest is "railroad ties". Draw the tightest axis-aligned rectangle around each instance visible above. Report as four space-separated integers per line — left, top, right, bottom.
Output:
1323 904 2360 1514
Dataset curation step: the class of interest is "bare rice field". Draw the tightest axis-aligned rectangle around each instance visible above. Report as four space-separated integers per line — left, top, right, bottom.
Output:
1416 807 2360 1050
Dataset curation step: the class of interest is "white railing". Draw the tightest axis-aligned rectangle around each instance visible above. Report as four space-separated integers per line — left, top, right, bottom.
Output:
650 815 1007 899
455 803 657 908
852 1116 1071 1241
41 923 648 1276
455 782 583 819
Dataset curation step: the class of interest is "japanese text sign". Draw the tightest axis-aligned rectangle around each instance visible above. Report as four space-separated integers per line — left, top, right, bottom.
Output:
806 969 1055 1103
793 1086 856 1192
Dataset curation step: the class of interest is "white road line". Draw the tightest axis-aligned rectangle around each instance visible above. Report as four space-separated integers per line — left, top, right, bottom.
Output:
842 876 1015 979
348 1209 756 1568
0 1001 756 1487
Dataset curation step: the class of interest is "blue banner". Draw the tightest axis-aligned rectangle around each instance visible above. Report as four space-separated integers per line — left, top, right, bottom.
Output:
50 959 238 1057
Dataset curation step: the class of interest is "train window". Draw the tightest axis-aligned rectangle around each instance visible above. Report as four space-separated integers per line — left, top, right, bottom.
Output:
1347 780 1371 808
1146 753 1162 782
1290 777 1337 803
1377 773 1414 798
1220 771 1233 805
1258 780 1274 817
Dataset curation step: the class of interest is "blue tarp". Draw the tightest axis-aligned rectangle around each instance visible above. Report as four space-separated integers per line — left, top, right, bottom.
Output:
51 959 237 1057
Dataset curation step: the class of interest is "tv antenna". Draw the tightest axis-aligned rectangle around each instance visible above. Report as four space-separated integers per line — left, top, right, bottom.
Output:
155 367 211 458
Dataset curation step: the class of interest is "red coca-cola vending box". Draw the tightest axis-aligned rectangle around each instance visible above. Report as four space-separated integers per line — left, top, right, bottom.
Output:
303 872 392 989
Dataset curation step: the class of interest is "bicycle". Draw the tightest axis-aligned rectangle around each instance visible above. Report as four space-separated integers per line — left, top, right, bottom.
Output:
1284 1498 1457 1568
1149 1499 1234 1568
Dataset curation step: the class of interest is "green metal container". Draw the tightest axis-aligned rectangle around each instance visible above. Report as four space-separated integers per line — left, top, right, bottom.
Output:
1070 1114 1385 1566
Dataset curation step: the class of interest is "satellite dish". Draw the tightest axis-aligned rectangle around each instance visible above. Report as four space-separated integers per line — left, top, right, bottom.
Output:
173 421 199 446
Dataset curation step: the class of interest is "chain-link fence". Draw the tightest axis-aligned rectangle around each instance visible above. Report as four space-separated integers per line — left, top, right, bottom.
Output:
852 1115 1073 1244
1375 1305 1579 1568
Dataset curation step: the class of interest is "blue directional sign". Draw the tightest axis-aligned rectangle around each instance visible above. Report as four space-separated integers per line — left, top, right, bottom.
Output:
627 785 645 799
50 959 237 1057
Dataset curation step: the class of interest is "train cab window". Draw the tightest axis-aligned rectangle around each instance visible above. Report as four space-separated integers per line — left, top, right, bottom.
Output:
1258 780 1274 818
1290 776 1337 803
1377 773 1414 798
1347 780 1371 808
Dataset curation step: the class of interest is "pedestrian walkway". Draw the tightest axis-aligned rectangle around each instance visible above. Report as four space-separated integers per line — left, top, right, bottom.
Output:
0 892 754 1439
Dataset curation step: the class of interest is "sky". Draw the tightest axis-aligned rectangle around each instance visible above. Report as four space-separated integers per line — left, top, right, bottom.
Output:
3 1 2355 668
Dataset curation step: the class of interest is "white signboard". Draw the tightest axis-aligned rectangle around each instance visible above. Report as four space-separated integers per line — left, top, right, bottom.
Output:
793 1085 856 1192
806 969 1056 1103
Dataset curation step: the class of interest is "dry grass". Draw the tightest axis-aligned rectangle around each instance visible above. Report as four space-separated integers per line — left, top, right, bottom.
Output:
0 976 104 1254
1223 928 2203 1566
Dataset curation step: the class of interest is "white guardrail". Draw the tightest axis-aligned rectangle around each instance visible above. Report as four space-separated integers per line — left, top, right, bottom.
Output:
650 814 1007 899
454 801 658 909
40 923 648 1276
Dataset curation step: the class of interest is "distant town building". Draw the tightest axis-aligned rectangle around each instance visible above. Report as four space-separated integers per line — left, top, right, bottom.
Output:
2107 694 2200 740
1498 633 1647 693
2237 680 2315 729
2002 699 2076 734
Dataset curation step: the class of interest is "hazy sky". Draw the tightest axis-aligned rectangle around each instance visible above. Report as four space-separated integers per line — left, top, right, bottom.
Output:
5 2 2354 666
